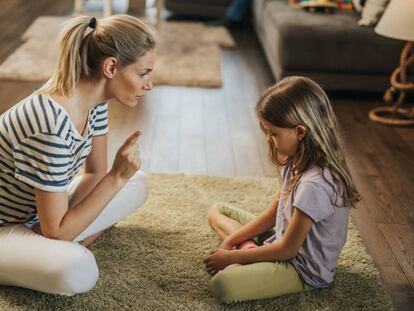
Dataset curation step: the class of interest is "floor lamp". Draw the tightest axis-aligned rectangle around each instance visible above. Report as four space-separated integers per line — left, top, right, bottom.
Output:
368 0 414 126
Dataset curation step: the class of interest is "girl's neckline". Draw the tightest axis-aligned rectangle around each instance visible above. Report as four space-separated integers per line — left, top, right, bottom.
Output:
37 93 91 141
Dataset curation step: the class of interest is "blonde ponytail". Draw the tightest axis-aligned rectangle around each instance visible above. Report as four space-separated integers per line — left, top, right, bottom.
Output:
39 15 156 96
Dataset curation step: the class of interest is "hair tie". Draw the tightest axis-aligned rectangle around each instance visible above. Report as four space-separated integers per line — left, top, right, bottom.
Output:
88 17 97 29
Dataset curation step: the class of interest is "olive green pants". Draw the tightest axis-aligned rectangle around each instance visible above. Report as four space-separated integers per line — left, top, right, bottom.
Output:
211 204 313 304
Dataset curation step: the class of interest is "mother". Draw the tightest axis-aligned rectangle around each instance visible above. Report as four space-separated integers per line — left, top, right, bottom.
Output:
0 15 155 295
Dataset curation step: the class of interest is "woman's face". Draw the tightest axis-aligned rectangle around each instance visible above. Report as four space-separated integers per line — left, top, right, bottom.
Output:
260 120 301 157
107 49 156 107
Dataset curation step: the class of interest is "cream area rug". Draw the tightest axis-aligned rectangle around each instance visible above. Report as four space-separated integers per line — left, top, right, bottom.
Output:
0 16 235 88
0 173 393 311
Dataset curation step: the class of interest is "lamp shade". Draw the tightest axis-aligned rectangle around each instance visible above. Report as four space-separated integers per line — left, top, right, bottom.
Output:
375 0 414 41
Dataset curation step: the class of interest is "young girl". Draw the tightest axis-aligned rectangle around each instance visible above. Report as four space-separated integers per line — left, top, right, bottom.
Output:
204 76 360 304
0 15 155 295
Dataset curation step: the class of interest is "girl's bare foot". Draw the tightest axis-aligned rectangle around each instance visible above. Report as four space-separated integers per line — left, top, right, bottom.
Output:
79 225 114 248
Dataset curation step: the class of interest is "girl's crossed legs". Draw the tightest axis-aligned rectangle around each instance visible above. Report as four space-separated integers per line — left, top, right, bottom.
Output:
0 171 148 295
207 204 312 304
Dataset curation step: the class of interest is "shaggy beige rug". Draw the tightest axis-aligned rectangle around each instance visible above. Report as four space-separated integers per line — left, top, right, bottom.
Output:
0 16 235 88
0 173 393 311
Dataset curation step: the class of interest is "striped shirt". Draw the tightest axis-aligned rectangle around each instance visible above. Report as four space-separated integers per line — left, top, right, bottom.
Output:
0 92 108 226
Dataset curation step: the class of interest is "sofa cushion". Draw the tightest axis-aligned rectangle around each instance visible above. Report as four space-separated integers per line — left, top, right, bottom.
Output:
262 1 403 74
358 0 390 26
352 0 366 13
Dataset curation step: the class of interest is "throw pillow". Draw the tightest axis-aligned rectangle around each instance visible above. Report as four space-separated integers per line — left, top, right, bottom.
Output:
352 0 366 12
358 0 390 26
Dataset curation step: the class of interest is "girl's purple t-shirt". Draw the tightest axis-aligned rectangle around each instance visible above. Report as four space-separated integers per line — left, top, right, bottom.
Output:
264 164 349 288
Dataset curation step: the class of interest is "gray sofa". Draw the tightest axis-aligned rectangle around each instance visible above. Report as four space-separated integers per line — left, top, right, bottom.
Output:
165 0 404 92
253 0 404 92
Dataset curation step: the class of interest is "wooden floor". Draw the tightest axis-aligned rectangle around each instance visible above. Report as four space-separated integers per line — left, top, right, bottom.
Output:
0 1 413 310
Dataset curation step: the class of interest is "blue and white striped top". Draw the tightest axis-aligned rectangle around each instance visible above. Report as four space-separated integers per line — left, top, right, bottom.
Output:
0 92 108 226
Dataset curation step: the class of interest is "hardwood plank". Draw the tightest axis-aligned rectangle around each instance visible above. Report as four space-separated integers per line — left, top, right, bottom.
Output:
350 206 414 311
204 87 236 176
334 101 401 224
179 87 207 174
148 86 180 172
222 49 265 176
334 100 414 226
136 90 163 172
378 224 414 290
352 104 414 226
230 30 276 177
335 98 414 309
395 127 414 153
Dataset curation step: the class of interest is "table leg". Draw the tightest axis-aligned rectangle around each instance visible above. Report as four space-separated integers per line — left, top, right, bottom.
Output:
74 0 83 15
104 0 113 17
156 0 163 26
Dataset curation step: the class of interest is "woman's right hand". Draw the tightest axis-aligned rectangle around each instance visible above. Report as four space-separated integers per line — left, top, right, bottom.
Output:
110 131 142 182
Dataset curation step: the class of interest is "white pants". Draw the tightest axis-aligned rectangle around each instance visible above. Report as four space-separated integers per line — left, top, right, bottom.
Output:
0 171 148 296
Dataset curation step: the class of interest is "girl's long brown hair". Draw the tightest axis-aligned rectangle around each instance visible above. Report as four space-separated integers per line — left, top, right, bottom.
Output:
256 76 360 208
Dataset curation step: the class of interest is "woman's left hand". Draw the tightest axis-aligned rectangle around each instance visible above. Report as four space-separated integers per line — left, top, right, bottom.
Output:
203 249 237 275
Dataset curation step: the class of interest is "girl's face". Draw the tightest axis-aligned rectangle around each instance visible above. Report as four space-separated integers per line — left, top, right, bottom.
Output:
106 49 156 107
260 120 304 157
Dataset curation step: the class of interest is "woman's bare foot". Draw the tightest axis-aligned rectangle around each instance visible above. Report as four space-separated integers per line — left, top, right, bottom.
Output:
79 225 114 248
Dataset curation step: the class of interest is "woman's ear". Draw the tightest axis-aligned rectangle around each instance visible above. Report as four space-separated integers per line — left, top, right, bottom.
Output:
102 57 118 79
296 125 307 141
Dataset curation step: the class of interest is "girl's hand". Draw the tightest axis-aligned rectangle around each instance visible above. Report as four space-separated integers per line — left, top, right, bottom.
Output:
203 249 237 275
219 239 234 250
110 131 142 182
